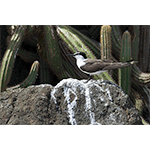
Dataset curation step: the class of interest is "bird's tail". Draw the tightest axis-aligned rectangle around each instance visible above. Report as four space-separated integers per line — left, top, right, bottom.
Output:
104 60 138 70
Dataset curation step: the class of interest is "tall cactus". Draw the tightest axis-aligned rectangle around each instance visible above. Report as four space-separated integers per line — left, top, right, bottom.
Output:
100 25 115 82
0 26 27 92
100 25 112 60
119 31 132 94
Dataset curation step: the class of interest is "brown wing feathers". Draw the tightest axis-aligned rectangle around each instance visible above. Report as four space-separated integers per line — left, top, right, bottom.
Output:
80 59 133 73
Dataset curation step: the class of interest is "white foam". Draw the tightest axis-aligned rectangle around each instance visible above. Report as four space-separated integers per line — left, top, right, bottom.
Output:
50 78 110 125
84 84 101 125
63 87 77 125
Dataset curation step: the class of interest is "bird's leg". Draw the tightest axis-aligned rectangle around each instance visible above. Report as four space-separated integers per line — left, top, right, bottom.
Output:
86 74 91 83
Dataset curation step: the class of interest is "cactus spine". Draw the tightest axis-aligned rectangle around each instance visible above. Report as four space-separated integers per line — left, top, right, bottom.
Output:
119 31 132 94
0 26 27 92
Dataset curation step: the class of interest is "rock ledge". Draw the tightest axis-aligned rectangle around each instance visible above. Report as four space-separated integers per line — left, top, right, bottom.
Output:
0 78 142 125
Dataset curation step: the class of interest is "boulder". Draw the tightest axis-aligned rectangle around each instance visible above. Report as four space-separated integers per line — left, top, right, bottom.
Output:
0 78 143 125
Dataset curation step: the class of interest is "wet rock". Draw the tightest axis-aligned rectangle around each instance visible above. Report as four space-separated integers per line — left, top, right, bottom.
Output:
0 78 143 125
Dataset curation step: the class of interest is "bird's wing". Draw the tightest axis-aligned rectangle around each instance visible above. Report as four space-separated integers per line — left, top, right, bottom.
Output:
80 59 134 73
80 59 113 73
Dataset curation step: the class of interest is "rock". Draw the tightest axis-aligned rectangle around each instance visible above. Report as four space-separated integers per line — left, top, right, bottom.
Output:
0 78 143 125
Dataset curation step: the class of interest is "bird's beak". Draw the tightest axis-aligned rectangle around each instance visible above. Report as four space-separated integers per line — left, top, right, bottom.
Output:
67 54 74 56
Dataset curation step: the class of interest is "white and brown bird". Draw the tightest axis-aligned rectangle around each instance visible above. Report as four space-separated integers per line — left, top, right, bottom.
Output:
69 52 137 81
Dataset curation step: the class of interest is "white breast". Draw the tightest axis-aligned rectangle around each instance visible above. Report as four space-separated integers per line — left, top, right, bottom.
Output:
74 55 86 68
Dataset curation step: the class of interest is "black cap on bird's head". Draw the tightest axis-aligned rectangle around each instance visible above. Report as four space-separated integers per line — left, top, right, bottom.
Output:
67 52 87 59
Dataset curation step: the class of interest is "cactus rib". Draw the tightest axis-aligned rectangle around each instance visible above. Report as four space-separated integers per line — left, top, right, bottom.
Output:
0 25 27 92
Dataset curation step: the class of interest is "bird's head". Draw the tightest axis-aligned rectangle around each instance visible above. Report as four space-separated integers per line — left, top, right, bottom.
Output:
68 52 87 60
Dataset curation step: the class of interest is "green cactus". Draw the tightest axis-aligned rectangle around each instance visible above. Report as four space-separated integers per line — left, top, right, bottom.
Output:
19 60 39 88
100 25 112 60
112 26 150 85
138 26 150 72
39 57 53 84
100 25 115 82
131 25 150 87
56 25 96 59
0 25 27 92
131 25 139 61
66 26 101 58
38 26 68 80
111 25 122 59
119 31 132 94
132 64 150 84
37 27 47 60
11 60 40 89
